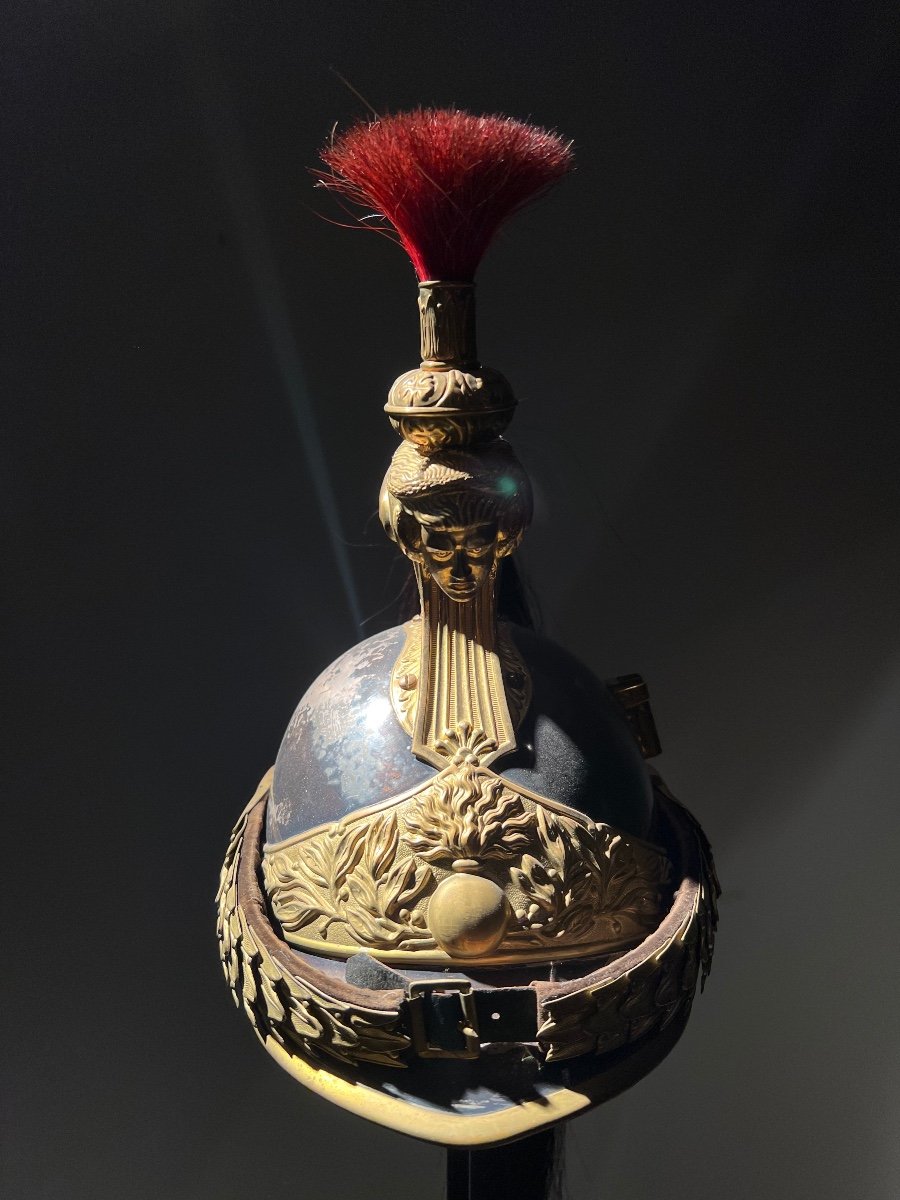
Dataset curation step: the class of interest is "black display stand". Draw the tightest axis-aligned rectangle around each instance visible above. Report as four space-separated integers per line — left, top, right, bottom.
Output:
446 1129 560 1200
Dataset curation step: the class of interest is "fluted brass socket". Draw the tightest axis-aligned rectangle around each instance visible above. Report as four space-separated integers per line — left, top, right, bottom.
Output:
418 281 477 367
385 281 517 452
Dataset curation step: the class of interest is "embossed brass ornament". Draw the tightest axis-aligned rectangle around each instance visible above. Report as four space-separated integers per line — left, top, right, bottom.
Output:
262 766 671 966
216 109 719 1150
385 283 516 450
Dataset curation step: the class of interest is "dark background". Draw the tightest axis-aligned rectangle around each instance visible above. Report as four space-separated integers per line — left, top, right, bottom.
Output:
4 2 899 1197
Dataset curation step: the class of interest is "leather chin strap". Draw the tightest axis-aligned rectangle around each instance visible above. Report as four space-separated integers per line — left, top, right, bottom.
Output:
346 952 539 1056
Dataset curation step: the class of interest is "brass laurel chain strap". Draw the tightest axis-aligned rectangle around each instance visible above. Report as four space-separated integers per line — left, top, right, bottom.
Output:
216 778 719 1070
216 789 410 1071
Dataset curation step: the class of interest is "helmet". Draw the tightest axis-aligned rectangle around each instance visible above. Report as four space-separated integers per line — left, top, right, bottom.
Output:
216 111 718 1148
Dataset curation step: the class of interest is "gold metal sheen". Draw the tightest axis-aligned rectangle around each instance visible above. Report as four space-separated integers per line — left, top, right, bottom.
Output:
261 765 671 968
380 433 533 771
390 616 531 741
259 1006 692 1147
426 875 511 957
418 282 477 367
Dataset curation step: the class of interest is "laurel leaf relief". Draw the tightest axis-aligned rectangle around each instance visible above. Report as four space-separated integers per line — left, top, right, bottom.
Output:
264 820 367 936
264 809 437 952
508 807 605 942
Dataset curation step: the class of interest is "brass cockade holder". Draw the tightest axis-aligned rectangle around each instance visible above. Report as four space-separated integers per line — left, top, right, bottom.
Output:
216 110 719 1166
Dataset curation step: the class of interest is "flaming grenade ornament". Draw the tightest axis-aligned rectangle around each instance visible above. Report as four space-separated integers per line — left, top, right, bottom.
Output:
216 110 719 1153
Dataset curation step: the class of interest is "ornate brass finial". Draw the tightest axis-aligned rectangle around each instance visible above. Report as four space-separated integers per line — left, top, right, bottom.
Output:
384 285 516 451
380 293 532 769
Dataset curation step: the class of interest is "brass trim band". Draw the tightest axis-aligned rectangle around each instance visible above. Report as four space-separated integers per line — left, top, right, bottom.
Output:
261 763 672 968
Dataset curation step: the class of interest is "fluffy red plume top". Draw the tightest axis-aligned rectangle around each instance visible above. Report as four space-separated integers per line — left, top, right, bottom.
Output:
317 108 573 282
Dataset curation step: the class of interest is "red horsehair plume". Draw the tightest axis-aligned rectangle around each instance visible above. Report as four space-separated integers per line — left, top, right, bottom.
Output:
316 108 574 282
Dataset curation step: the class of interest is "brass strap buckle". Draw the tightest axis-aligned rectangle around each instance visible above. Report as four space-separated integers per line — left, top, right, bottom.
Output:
406 978 480 1060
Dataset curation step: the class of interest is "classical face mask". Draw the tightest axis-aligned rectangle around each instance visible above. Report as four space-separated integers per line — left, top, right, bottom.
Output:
419 519 498 601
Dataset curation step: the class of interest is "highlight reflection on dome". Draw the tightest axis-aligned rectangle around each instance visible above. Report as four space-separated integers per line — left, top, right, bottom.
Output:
266 622 654 849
